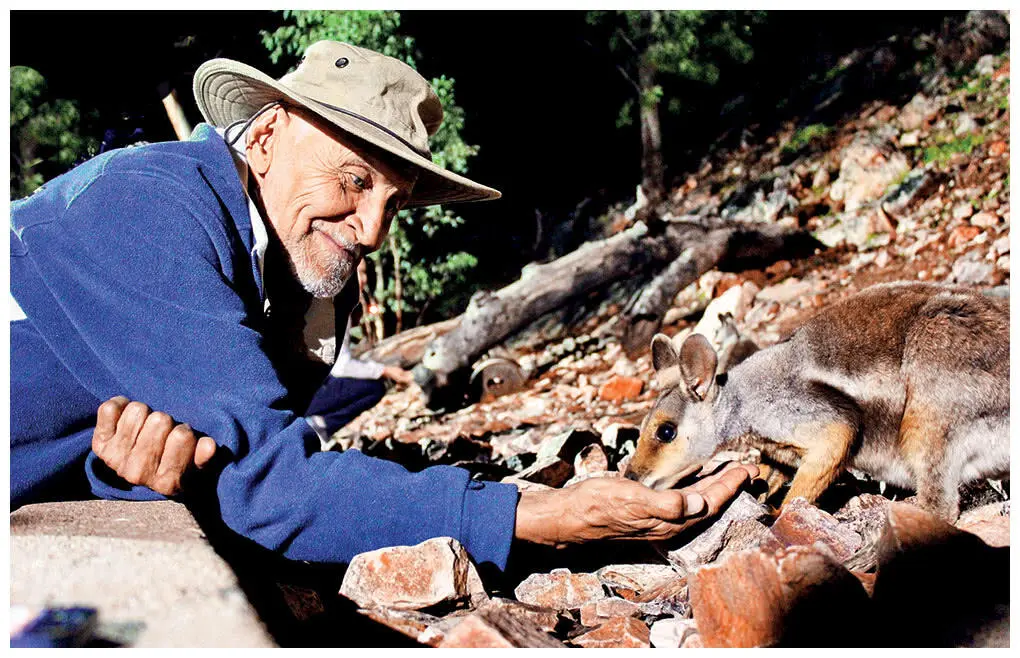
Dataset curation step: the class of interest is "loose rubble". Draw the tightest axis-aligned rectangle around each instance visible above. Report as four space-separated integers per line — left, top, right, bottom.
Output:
329 34 1008 648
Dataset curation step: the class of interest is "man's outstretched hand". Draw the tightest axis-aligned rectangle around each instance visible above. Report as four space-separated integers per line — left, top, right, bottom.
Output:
514 462 758 548
91 396 216 496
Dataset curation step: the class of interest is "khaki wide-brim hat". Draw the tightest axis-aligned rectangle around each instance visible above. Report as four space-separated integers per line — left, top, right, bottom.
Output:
193 41 500 208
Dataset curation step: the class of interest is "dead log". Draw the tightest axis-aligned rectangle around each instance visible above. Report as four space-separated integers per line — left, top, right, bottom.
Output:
413 218 822 406
354 317 461 369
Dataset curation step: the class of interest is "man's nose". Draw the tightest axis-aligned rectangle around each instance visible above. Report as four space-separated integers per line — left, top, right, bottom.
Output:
354 192 389 252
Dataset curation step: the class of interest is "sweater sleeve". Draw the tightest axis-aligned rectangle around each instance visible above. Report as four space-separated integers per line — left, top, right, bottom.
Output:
12 166 519 570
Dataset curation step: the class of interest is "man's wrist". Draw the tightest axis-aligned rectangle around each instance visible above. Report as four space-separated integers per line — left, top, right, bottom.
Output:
514 489 568 548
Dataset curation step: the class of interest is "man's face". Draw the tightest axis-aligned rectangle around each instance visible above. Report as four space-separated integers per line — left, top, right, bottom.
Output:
248 107 417 298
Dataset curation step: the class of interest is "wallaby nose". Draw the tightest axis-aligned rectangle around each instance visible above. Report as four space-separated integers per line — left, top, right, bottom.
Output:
624 469 642 482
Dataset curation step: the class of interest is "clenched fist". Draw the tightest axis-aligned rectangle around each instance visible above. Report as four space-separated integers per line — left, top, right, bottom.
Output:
91 396 216 496
514 462 758 548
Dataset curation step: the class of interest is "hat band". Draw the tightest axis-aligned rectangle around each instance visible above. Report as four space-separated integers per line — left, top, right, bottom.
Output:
303 95 432 160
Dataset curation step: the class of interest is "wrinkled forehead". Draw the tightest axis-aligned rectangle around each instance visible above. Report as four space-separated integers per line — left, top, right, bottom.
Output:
294 107 419 191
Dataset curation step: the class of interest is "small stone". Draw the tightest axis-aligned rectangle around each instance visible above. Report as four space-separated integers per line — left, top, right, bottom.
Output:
536 427 600 463
598 423 639 451
438 608 565 648
898 93 939 131
598 375 644 402
951 250 999 285
649 617 698 648
988 140 1007 157
996 254 1009 271
952 201 975 220
948 224 981 248
634 575 690 617
579 596 641 627
756 277 814 304
811 167 831 190
478 598 565 634
596 563 680 599
689 544 870 647
359 607 442 646
974 53 996 76
504 457 574 488
954 112 978 136
340 537 485 611
835 494 892 545
572 616 650 648
874 249 890 268
665 491 770 572
574 443 609 476
899 130 920 147
770 498 863 563
970 211 999 228
514 569 607 610
992 235 1009 255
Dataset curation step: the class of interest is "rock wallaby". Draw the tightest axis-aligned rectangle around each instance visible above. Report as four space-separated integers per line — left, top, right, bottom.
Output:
625 282 1009 520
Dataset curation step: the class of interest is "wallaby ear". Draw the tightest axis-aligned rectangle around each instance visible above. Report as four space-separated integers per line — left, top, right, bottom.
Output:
651 333 683 387
679 333 719 401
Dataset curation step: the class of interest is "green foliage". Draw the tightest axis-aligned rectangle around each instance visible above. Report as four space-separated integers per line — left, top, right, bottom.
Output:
782 123 831 155
262 10 481 333
587 10 765 121
922 133 985 165
10 66 98 199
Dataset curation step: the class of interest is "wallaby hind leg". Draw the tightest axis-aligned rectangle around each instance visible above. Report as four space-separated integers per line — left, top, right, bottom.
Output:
899 404 957 521
781 421 856 508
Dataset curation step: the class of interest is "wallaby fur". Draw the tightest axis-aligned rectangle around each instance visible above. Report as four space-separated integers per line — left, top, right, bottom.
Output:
625 282 1009 520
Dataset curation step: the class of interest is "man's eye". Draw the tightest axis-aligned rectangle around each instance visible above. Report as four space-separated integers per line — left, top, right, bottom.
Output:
350 174 367 190
656 423 678 443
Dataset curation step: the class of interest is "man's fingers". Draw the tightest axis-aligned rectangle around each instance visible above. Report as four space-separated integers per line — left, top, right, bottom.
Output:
194 436 217 469
120 410 173 486
695 463 756 514
152 423 199 496
92 396 130 452
102 401 151 472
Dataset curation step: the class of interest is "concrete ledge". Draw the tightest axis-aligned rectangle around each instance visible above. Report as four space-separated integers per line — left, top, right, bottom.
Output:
10 500 274 647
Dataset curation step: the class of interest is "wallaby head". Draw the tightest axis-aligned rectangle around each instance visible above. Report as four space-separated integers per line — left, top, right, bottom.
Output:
625 332 724 490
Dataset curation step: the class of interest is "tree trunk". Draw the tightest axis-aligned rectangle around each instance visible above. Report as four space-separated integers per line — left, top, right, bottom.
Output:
637 60 666 213
389 234 404 334
413 218 822 404
355 316 461 370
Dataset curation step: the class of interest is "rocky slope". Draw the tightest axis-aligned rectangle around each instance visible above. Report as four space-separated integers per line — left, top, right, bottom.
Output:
319 50 1009 647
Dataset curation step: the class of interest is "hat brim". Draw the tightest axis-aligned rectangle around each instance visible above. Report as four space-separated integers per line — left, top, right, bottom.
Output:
193 58 501 208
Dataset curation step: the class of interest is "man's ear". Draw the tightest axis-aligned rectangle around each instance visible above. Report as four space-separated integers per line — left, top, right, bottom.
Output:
246 106 286 177
679 333 718 401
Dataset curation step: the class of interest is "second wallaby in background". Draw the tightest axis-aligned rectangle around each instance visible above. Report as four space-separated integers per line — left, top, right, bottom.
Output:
625 281 1009 520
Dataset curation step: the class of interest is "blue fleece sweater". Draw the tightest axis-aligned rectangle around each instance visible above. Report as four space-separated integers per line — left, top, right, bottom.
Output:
10 124 519 570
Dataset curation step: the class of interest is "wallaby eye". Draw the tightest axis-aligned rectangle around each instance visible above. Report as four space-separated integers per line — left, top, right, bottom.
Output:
656 422 678 443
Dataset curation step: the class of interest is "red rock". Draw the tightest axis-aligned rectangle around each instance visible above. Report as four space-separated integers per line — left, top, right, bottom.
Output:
957 516 1009 548
834 493 892 542
689 545 870 647
598 375 644 402
503 457 574 488
851 571 876 597
770 498 863 563
666 491 770 571
359 607 442 646
988 140 1008 157
993 60 1009 80
437 609 565 648
596 563 679 599
579 596 640 627
479 598 564 634
948 224 981 248
339 537 485 610
572 616 650 648
514 568 606 610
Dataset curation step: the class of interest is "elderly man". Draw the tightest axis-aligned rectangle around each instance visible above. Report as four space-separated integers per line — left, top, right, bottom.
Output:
11 41 755 570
